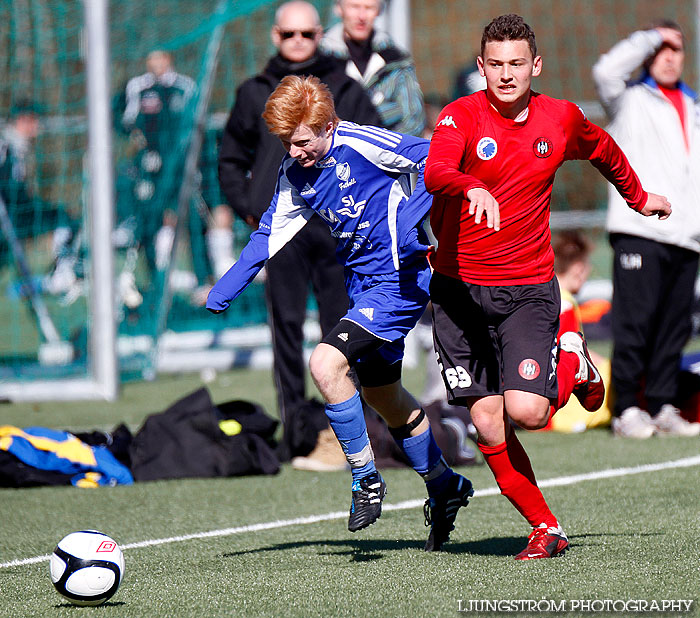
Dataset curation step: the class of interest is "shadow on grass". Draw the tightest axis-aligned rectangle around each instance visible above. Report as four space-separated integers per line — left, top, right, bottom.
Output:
220 535 540 560
453 531 665 556
222 538 421 562
567 531 663 547
55 601 126 609
221 529 663 561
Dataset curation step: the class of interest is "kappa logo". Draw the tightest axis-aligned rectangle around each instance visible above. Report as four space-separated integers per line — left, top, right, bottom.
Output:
518 358 541 380
358 307 374 321
335 162 351 181
476 137 497 160
438 115 457 128
300 183 316 196
337 332 349 342
533 137 553 158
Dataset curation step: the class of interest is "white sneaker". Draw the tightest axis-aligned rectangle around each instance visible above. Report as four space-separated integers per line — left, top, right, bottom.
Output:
652 404 700 437
612 406 655 439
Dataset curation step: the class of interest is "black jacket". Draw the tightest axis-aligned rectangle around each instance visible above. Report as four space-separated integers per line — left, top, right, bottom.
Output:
218 53 381 223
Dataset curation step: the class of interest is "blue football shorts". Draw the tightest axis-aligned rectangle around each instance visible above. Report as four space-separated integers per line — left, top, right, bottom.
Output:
323 259 431 386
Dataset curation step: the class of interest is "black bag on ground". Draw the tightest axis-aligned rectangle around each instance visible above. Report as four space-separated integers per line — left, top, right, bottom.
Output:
0 451 75 488
217 398 279 445
129 388 280 481
278 397 329 461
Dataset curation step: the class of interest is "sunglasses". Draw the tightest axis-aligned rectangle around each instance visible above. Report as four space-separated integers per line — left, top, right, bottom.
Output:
279 29 316 40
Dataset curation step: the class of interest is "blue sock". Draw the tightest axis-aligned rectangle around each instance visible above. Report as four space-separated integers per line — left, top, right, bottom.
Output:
325 391 376 482
393 426 454 497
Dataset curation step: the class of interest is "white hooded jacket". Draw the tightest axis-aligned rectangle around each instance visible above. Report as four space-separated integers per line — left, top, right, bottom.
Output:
593 29 700 253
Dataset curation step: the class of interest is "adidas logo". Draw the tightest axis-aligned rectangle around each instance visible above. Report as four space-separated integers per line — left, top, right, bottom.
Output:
358 307 374 321
438 115 457 128
300 183 316 196
337 332 349 342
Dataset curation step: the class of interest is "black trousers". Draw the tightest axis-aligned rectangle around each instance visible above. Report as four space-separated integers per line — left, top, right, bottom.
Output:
264 214 349 426
610 234 699 417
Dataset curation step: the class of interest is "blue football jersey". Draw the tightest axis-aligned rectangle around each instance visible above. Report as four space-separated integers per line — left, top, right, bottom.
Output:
208 122 432 312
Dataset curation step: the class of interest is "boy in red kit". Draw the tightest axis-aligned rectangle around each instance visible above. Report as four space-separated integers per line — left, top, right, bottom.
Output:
424 14 671 560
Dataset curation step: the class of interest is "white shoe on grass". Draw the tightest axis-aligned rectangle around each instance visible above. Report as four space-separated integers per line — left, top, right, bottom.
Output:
653 404 700 437
612 406 655 439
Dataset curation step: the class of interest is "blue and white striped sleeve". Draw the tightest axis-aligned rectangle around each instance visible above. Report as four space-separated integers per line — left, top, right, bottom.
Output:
335 123 430 172
206 161 314 312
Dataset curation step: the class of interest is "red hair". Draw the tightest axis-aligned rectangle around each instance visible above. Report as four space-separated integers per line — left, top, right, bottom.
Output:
262 75 338 138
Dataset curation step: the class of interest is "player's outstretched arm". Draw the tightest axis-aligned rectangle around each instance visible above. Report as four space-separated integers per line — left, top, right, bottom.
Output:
205 227 270 314
466 187 501 231
206 173 314 314
639 192 671 219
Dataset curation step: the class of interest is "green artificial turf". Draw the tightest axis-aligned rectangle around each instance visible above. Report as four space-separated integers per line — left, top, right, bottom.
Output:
1 369 699 617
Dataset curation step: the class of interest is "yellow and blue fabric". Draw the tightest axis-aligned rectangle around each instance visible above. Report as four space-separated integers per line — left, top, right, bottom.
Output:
0 426 133 487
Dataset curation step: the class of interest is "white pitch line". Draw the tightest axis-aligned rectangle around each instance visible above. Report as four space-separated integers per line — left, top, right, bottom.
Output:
2 454 699 570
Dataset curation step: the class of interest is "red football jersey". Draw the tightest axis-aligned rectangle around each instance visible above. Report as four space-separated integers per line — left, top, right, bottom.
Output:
425 91 646 285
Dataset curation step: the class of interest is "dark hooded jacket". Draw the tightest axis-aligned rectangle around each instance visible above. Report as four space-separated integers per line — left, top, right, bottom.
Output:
218 53 381 223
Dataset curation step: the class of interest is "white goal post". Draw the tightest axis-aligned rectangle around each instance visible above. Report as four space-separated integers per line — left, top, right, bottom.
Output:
0 0 118 402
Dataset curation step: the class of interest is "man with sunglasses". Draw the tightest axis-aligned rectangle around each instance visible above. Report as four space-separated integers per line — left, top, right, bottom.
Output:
218 1 380 467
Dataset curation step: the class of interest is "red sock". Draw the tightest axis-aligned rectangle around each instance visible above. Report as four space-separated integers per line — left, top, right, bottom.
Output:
478 432 557 528
553 349 579 413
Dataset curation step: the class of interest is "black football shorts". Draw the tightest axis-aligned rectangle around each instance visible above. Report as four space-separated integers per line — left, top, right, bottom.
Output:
430 272 560 405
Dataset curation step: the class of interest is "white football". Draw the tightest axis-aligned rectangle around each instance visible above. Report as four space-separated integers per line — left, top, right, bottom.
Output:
49 530 125 606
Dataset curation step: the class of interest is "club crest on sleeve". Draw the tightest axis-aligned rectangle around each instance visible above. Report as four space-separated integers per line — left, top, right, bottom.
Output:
533 137 553 158
476 137 497 160
518 358 541 380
